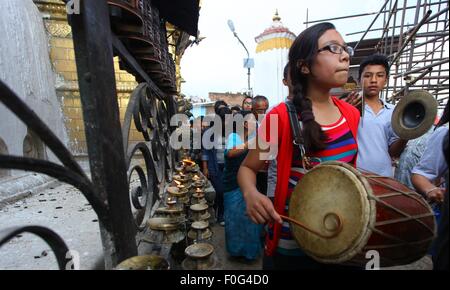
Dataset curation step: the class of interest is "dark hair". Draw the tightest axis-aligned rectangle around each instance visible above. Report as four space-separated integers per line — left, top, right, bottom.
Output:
288 22 335 151
252 95 269 107
230 105 241 112
237 110 252 118
436 101 449 128
283 63 289 80
358 54 390 81
214 100 228 115
217 106 232 119
217 106 232 138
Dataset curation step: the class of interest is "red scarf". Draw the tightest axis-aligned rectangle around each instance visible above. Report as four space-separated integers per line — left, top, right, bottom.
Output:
258 97 360 256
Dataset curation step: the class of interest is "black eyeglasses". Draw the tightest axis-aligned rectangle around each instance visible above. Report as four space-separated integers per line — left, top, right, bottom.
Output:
317 43 354 57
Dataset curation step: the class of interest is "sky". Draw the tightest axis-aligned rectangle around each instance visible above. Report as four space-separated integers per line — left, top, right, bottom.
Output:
180 0 387 100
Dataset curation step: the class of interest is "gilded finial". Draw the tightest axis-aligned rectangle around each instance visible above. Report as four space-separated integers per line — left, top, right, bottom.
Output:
273 9 281 21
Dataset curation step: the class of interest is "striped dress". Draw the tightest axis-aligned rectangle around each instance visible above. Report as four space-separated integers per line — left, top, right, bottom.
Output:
275 115 358 256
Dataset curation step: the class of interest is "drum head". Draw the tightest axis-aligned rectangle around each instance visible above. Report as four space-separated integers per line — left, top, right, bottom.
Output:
288 162 374 263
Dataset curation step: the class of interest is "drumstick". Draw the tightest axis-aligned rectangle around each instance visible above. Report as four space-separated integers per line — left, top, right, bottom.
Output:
279 213 343 239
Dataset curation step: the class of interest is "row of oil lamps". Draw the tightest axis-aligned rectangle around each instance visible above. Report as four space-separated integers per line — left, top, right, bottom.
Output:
116 158 218 270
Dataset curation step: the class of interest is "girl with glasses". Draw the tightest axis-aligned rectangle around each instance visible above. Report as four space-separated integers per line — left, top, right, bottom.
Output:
237 22 361 270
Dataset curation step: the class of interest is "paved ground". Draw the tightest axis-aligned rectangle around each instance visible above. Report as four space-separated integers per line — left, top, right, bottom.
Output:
0 181 432 270
0 183 103 270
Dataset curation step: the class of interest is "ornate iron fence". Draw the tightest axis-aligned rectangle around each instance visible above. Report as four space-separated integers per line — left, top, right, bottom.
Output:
0 0 182 269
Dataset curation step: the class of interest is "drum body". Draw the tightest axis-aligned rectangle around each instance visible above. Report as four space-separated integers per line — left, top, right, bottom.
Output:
288 161 436 267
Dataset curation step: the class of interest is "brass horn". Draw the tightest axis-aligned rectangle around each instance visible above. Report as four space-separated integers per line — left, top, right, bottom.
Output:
391 90 438 140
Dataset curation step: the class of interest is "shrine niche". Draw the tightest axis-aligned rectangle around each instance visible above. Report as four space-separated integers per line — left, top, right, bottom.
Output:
23 129 46 160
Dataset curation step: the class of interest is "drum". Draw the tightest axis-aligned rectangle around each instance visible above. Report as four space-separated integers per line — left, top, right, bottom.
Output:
288 161 436 267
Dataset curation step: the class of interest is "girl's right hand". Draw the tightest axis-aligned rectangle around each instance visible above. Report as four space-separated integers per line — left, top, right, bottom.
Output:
343 91 362 107
243 190 282 225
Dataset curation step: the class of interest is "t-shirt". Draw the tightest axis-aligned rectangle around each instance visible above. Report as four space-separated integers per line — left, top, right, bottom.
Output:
223 133 248 193
256 98 360 256
395 127 434 189
411 126 449 181
273 115 358 255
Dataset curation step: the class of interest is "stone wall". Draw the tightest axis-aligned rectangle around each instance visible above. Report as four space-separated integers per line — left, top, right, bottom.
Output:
0 0 67 175
33 0 143 155
208 92 247 108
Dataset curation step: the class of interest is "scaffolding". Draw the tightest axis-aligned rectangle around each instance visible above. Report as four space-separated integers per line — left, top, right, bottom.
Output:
305 0 449 108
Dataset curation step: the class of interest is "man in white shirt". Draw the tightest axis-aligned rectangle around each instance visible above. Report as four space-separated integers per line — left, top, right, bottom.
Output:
355 54 408 177
412 102 449 203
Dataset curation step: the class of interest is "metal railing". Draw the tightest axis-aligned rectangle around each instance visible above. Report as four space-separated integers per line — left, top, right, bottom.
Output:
0 0 178 269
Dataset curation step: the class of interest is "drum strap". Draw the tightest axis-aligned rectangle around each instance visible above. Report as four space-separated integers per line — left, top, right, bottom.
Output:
285 101 311 169
285 100 303 146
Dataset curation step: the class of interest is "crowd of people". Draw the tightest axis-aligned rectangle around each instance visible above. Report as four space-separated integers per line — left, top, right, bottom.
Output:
187 22 448 270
